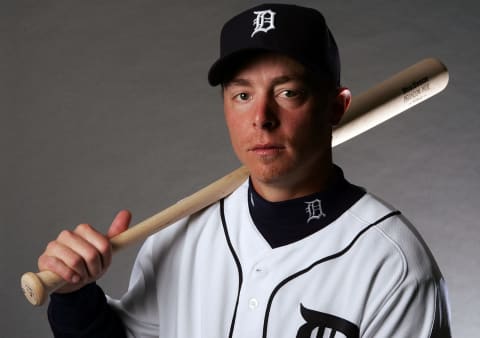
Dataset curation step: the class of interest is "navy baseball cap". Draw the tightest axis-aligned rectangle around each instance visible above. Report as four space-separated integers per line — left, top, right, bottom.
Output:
208 3 340 86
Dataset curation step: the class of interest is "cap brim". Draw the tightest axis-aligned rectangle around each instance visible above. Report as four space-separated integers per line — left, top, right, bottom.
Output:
208 48 332 87
208 49 272 86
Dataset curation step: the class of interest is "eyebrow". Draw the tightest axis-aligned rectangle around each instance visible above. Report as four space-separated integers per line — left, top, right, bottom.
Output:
225 75 305 88
225 78 251 87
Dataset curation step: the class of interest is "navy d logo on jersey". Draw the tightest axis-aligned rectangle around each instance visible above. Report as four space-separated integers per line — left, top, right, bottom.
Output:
305 199 326 223
297 304 359 338
251 9 276 37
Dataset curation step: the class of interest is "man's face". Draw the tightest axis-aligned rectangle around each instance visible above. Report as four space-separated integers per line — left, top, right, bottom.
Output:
223 53 337 199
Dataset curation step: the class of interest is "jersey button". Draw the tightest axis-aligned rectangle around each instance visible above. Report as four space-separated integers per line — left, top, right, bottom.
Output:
254 266 268 275
248 298 259 310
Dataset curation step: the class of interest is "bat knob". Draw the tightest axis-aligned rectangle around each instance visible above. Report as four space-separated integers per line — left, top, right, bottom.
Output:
21 272 47 306
21 270 67 306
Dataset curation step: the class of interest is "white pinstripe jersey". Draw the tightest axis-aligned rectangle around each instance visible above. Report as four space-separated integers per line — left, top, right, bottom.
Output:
109 180 451 338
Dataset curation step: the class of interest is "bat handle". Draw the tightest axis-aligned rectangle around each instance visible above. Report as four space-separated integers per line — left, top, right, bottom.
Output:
21 271 66 306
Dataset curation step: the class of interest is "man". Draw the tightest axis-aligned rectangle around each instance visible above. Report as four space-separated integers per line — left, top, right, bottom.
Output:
40 4 451 337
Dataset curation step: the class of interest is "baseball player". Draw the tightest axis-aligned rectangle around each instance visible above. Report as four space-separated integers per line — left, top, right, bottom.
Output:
40 3 452 337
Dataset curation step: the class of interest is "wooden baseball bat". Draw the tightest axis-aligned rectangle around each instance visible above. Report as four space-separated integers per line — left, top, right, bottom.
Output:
21 57 449 306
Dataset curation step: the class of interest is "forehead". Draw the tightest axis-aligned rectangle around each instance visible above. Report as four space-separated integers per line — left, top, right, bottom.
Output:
223 52 307 85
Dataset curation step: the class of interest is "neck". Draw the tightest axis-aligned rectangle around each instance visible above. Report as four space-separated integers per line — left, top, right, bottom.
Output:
251 162 335 202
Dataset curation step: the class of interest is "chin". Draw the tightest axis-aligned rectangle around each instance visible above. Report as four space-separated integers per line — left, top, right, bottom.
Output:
249 163 294 186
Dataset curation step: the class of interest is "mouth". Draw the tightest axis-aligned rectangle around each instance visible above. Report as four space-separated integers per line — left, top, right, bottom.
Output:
249 144 285 156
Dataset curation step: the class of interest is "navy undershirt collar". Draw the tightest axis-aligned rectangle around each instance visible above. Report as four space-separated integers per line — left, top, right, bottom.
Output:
248 165 366 248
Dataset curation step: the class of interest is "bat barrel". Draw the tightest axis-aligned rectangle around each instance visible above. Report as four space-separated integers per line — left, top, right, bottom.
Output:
333 58 449 147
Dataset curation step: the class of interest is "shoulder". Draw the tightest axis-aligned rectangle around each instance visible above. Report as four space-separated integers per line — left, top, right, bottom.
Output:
139 180 251 257
348 194 451 336
348 193 443 283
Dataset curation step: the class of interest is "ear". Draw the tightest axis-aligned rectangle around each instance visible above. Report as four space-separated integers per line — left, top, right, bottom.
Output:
330 87 352 126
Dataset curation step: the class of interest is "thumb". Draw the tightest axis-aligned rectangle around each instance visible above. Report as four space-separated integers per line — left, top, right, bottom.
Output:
107 210 132 238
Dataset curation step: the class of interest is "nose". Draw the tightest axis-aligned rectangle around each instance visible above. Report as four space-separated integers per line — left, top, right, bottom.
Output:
252 97 279 130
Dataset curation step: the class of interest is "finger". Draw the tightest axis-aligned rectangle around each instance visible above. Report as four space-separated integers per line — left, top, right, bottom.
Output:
40 240 89 283
38 254 82 284
107 210 131 238
71 224 112 273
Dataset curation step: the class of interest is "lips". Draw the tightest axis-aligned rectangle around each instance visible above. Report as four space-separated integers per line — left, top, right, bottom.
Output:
249 143 285 156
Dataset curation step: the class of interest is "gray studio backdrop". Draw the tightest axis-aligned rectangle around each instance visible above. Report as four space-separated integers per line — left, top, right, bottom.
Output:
3 1 479 337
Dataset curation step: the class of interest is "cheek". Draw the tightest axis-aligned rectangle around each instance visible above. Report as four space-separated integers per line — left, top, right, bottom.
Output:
285 112 330 148
224 111 244 153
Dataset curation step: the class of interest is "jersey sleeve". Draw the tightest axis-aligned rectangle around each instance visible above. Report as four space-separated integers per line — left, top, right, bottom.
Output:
107 235 161 337
359 213 452 338
48 283 127 338
362 274 451 337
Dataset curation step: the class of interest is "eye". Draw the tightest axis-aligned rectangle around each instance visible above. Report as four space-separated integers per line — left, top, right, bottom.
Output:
277 88 307 101
234 92 251 102
280 90 299 98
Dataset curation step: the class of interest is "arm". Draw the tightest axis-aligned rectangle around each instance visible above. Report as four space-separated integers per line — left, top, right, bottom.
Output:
37 210 131 336
48 283 126 338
